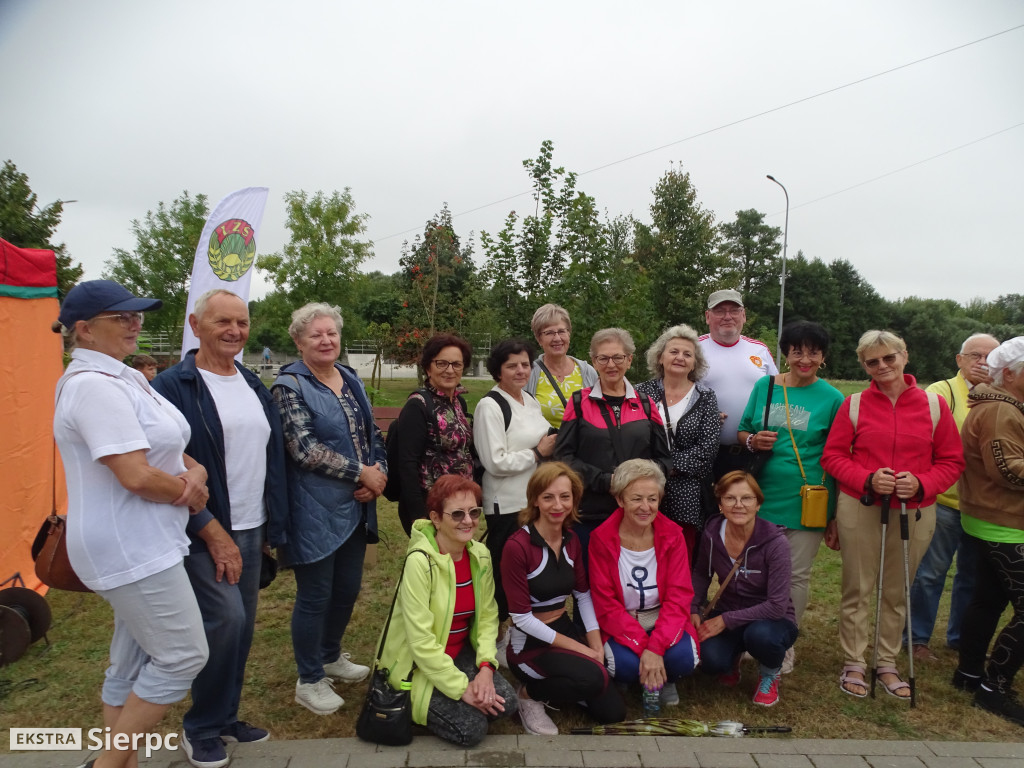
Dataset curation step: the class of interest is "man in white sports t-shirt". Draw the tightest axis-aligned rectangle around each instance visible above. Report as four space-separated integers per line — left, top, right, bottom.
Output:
698 289 778 480
153 289 288 768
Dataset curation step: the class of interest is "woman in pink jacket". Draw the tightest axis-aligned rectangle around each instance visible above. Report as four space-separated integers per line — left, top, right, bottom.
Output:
822 330 964 700
588 459 699 709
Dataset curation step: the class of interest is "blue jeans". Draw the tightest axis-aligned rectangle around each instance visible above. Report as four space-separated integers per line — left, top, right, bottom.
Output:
907 503 976 647
292 527 366 683
607 632 699 683
699 618 798 674
183 526 263 740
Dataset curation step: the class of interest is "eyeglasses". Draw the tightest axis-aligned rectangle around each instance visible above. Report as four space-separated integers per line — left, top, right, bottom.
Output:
540 328 569 339
594 354 628 366
786 349 823 361
443 507 482 522
93 312 144 328
960 352 988 361
863 353 900 369
432 359 464 371
721 495 758 507
709 307 744 317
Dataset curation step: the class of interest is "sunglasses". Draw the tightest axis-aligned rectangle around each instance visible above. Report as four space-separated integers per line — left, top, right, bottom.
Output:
443 507 483 522
863 353 900 369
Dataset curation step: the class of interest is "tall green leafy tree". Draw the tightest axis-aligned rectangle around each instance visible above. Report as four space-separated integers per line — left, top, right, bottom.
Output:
104 191 209 338
634 165 724 330
257 188 371 311
0 159 83 296
718 208 781 321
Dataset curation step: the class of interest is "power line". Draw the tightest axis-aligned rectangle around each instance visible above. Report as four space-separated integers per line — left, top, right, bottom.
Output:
370 22 1024 245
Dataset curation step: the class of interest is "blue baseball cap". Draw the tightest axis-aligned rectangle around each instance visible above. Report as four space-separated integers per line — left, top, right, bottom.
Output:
57 280 162 328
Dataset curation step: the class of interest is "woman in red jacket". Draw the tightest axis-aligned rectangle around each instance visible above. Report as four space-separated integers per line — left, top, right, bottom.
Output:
822 330 964 700
588 459 699 709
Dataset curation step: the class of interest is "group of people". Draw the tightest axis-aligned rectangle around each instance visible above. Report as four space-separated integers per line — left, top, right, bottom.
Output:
50 279 1024 765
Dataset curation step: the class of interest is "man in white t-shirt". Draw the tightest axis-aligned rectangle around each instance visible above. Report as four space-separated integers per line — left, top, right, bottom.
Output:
153 290 289 768
698 289 778 480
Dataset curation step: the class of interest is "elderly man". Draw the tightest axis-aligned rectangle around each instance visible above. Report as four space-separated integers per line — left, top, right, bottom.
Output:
698 289 777 479
907 333 999 662
954 337 1024 726
153 289 288 768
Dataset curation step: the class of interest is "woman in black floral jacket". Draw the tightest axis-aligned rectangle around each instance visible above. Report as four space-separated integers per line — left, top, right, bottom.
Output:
635 324 721 556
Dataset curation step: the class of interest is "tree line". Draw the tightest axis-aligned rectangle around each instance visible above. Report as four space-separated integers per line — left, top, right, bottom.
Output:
3 151 1022 385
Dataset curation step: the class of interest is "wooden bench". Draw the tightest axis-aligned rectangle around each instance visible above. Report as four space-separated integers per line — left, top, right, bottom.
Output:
372 406 402 435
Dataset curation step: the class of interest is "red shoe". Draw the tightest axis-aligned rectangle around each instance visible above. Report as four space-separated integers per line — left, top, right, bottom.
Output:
718 656 742 688
753 672 780 707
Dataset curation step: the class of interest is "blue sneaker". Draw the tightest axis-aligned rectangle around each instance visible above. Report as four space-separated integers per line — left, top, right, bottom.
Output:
181 732 229 768
220 720 270 743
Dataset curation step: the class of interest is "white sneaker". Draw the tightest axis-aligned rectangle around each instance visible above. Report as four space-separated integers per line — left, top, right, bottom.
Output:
295 678 344 715
781 646 795 675
518 696 558 736
322 652 370 683
659 681 680 707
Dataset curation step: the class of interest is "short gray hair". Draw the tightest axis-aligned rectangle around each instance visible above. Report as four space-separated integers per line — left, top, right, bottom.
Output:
960 333 999 354
610 459 666 497
289 302 344 341
590 327 635 358
645 323 707 381
193 289 245 322
993 360 1024 387
531 303 572 339
856 330 906 361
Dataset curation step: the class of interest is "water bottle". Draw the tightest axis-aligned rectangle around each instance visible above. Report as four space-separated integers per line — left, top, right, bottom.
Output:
642 685 660 717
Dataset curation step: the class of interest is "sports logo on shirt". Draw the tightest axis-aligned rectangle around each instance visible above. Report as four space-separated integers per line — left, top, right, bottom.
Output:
749 355 763 368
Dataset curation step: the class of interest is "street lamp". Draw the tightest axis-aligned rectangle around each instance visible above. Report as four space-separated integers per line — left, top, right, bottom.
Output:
766 175 789 366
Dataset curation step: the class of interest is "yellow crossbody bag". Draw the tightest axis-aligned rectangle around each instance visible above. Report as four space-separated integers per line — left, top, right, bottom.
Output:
782 380 829 528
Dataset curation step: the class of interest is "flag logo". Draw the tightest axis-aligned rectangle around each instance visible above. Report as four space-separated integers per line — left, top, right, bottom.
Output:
207 218 256 282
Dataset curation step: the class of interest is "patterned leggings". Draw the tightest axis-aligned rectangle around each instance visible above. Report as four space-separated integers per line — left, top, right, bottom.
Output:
958 535 1024 694
425 645 519 747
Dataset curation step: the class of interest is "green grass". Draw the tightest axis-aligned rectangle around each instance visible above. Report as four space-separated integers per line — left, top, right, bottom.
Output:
2 503 1019 743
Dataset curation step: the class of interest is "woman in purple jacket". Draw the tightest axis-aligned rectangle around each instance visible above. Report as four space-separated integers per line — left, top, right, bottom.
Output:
691 471 797 708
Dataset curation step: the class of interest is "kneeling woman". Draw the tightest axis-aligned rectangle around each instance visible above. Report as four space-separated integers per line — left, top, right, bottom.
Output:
379 475 518 746
589 459 700 707
502 463 626 735
691 471 798 707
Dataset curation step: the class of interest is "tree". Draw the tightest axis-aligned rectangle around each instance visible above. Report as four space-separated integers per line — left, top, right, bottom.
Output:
718 209 781 321
104 191 209 339
0 159 83 296
634 164 724 330
256 189 371 310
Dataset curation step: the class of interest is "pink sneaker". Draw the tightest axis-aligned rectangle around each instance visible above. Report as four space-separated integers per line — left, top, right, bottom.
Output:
753 672 780 707
718 656 742 687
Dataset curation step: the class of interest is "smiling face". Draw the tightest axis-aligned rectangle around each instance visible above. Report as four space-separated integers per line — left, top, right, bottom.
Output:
498 350 532 394
616 477 662 531
785 344 824 385
430 489 481 554
593 339 631 391
427 345 465 395
536 475 574 529
718 478 761 528
660 337 696 381
705 301 746 345
191 292 250 363
860 344 907 387
537 323 571 359
296 315 341 368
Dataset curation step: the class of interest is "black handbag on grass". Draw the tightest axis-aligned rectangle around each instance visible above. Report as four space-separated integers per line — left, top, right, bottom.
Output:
356 551 430 746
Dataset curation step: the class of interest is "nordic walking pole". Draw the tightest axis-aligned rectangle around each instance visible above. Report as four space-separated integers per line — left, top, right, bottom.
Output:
900 499 917 708
870 494 892 699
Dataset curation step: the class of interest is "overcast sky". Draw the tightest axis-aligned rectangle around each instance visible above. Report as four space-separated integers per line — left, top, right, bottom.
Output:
2 1 1021 305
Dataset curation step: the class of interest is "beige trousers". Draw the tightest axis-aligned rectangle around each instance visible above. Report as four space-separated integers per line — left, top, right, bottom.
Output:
836 492 935 669
785 527 825 626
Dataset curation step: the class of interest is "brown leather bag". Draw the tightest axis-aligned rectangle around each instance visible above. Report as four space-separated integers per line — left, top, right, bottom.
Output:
33 514 92 593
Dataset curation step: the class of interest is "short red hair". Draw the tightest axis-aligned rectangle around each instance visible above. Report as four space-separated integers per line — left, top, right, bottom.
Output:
426 474 482 518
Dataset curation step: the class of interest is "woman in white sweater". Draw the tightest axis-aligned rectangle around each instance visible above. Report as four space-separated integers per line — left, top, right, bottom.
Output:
474 339 557 623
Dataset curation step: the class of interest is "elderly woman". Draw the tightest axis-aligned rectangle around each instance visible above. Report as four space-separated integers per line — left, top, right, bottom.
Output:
635 324 721 554
52 280 209 768
822 330 964 699
502 462 625 735
526 303 598 429
473 339 556 623
394 333 475 535
692 471 797 707
379 475 518 746
272 303 386 716
589 459 699 709
737 321 844 673
953 337 1024 726
554 328 671 554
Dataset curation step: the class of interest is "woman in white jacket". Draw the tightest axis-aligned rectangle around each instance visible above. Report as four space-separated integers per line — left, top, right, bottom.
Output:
474 339 556 624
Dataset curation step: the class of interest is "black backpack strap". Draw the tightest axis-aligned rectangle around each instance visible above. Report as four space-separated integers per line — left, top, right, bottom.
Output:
537 358 568 408
482 390 512 431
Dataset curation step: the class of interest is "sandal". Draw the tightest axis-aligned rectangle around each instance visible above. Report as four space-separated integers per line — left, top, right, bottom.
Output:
839 665 868 698
875 666 911 699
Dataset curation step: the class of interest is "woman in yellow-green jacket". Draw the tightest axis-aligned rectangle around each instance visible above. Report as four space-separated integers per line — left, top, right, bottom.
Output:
379 475 518 746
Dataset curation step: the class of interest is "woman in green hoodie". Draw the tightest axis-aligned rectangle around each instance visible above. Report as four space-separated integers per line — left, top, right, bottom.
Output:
379 474 519 746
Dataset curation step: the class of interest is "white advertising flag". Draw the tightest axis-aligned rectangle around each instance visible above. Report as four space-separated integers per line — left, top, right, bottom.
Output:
180 186 269 359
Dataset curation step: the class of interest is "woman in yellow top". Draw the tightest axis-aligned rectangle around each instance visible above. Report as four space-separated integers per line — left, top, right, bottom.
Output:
525 304 598 429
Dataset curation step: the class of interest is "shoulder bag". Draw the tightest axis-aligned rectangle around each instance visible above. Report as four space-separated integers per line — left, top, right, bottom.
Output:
781 379 828 528
746 375 776 477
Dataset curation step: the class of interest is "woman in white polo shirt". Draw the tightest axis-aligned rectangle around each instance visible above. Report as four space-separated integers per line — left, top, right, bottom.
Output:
52 280 210 768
